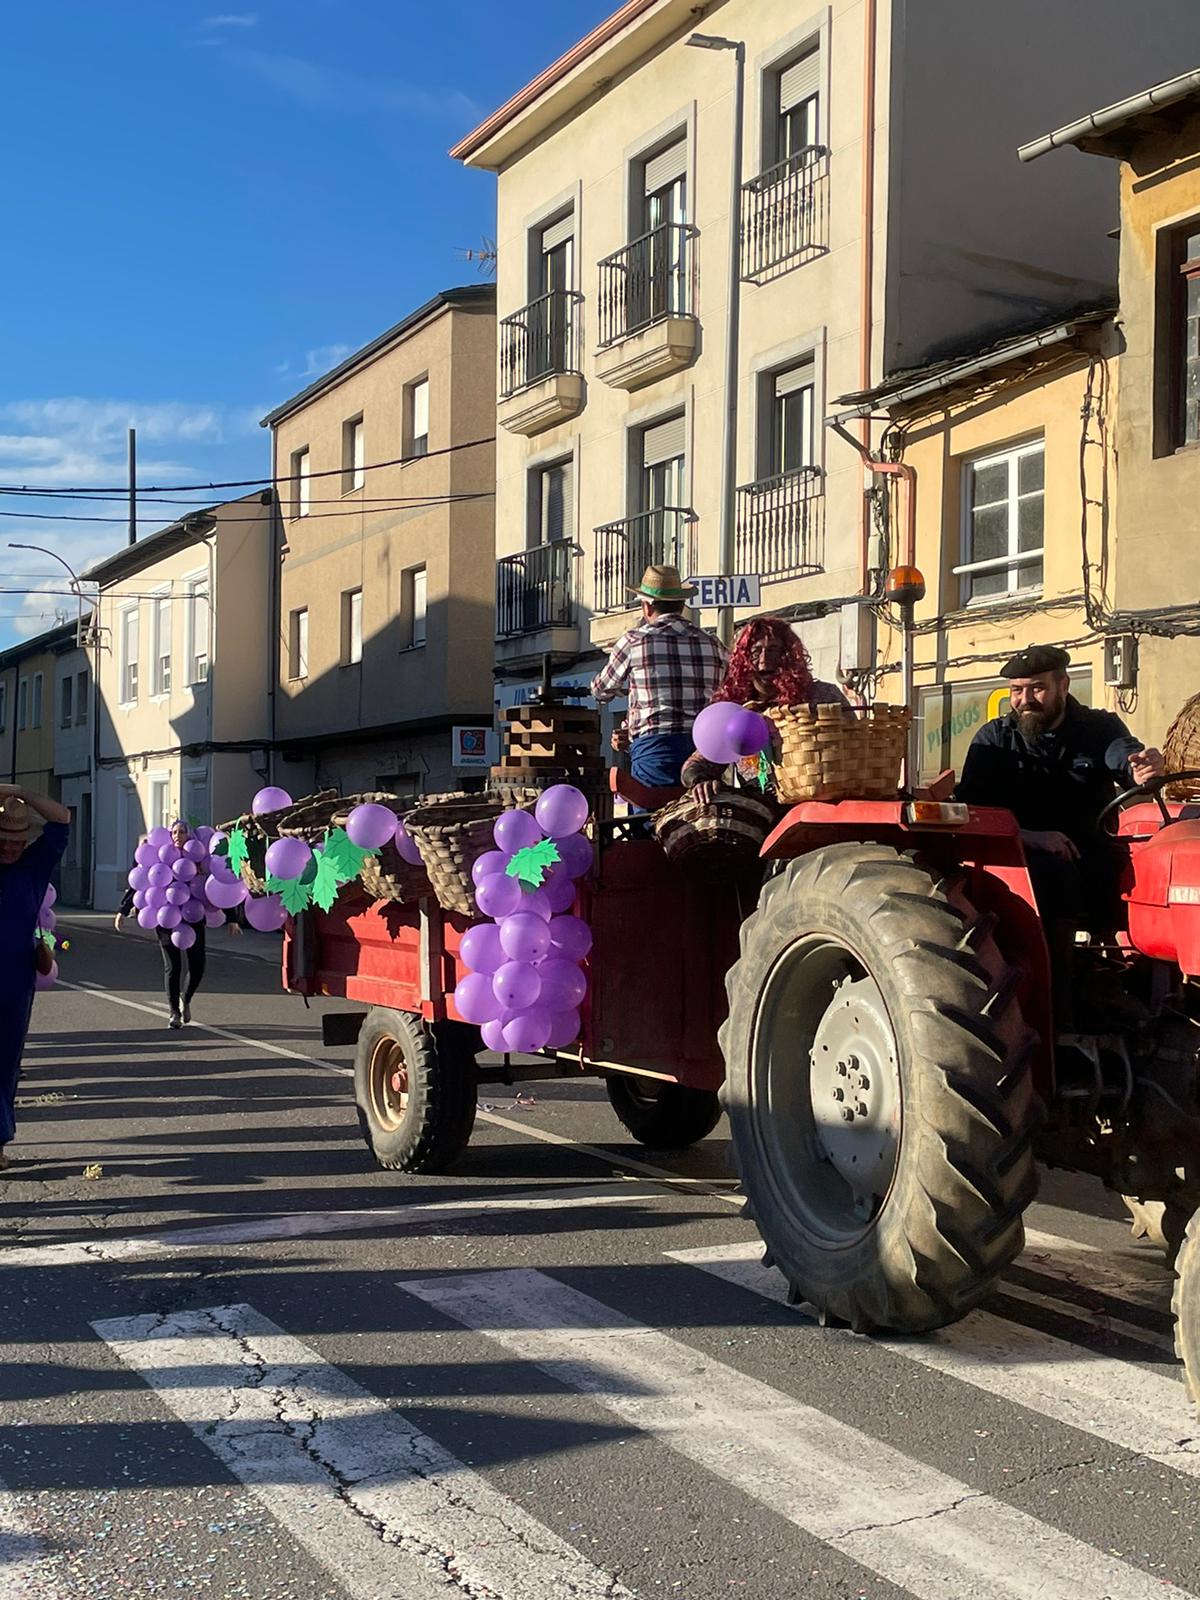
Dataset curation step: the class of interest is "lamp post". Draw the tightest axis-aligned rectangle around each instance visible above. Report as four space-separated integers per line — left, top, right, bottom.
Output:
687 31 745 648
8 543 87 646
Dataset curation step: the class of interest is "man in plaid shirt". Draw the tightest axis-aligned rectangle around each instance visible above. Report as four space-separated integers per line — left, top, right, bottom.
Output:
591 564 727 790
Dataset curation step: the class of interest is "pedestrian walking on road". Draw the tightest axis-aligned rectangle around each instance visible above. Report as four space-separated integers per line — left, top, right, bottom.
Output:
0 785 70 1173
115 819 239 1030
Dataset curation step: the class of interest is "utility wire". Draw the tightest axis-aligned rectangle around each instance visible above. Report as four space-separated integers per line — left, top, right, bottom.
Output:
0 492 494 525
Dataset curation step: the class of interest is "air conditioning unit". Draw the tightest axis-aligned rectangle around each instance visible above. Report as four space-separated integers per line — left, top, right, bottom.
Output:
1103 633 1138 690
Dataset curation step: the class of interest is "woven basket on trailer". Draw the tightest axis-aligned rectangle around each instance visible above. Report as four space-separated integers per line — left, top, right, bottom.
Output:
1165 692 1200 800
403 795 514 919
766 702 911 804
653 789 776 883
275 789 352 845
217 812 269 894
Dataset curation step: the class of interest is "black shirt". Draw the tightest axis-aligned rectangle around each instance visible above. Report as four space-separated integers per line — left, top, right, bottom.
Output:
955 696 1144 847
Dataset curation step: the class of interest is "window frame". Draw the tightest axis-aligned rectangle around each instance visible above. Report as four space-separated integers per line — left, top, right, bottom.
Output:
147 772 171 834
151 588 172 698
31 671 42 730
405 379 430 460
60 672 73 729
119 603 140 705
400 566 427 651
75 669 89 727
957 438 1046 607
17 676 28 732
288 606 309 681
183 571 210 686
528 455 575 549
291 446 311 519
341 587 363 666
342 415 365 495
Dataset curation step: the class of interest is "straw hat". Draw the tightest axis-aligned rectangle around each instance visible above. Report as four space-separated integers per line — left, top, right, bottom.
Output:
629 563 696 602
0 797 30 839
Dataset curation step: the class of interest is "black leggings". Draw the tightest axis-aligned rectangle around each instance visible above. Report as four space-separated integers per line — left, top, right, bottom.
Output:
156 924 207 1013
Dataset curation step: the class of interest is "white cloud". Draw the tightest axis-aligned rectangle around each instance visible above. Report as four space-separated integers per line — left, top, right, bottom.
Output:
201 13 258 28
302 343 353 379
222 48 481 122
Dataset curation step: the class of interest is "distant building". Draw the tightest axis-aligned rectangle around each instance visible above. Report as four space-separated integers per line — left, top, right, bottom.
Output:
0 619 75 800
261 286 496 800
86 493 274 910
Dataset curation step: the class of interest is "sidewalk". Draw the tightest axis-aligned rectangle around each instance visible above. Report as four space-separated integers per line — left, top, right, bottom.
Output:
59 909 284 967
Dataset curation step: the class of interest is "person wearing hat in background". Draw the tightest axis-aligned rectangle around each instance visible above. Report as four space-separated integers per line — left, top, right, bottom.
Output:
591 564 728 791
0 784 70 1173
955 645 1164 1026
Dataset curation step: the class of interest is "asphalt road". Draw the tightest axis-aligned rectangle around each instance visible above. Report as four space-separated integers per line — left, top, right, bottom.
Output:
2 914 1199 1600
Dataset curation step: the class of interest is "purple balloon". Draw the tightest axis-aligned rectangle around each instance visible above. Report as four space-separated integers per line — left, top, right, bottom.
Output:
516 887 553 922
134 841 158 868
158 843 180 866
471 849 510 887
541 871 578 915
394 820 425 867
480 1016 509 1053
147 863 172 889
182 838 207 863
549 914 592 962
554 833 593 880
157 904 182 930
492 960 542 1011
208 852 236 881
460 923 505 975
726 706 772 758
537 957 587 1013
193 826 215 846
147 826 172 848
503 1006 552 1053
499 912 551 965
166 882 191 907
132 890 147 912
244 893 286 932
35 960 59 993
181 898 206 924
137 906 158 931
692 702 741 766
476 873 522 920
127 865 150 892
205 872 248 910
346 803 398 851
172 857 198 882
265 836 312 882
205 907 227 929
455 971 503 1025
546 1008 581 1050
41 883 57 911
493 809 543 856
534 784 589 840
252 786 292 816
144 885 167 911
38 908 56 933
171 924 197 951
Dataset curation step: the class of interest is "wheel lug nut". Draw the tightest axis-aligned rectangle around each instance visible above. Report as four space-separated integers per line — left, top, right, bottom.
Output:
857 1074 870 1091
832 1087 844 1102
840 1106 855 1122
835 1062 848 1077
854 1102 868 1118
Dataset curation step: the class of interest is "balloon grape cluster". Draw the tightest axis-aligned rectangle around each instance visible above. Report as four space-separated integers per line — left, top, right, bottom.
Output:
453 785 593 1054
34 883 60 991
127 824 288 941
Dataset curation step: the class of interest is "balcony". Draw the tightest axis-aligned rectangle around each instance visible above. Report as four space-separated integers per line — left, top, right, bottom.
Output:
593 507 696 615
595 225 699 391
497 290 585 437
740 149 830 284
495 540 579 667
735 468 825 580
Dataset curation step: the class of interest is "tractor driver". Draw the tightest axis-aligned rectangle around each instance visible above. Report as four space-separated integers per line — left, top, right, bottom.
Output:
956 644 1164 1025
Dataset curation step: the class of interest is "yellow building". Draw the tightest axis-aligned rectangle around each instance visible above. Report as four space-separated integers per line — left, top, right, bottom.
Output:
0 619 75 798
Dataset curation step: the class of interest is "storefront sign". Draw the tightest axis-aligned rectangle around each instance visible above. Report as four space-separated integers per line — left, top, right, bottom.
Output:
452 727 498 769
916 670 1093 782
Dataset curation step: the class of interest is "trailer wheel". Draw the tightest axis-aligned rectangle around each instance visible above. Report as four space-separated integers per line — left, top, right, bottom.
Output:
605 1076 722 1148
1173 1203 1200 1410
720 843 1039 1333
354 1008 477 1173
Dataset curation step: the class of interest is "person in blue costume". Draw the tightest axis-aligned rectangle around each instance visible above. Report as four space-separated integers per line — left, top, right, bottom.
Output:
0 786 70 1173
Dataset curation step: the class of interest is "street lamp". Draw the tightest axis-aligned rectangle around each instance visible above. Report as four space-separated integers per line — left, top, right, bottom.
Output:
687 31 746 648
7 543 88 646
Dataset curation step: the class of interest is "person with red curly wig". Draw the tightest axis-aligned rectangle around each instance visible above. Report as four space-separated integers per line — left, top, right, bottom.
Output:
681 617 848 802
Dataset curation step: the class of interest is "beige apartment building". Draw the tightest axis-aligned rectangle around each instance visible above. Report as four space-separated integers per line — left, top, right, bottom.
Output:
454 0 1200 715
262 287 496 800
87 493 273 910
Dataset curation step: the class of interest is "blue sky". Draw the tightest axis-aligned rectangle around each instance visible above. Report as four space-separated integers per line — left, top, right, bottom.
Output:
0 0 609 645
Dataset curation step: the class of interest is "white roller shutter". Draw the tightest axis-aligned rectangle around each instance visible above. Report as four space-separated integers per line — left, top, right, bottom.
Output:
541 458 574 543
541 211 575 252
644 135 687 195
775 359 815 398
642 413 687 468
779 46 820 113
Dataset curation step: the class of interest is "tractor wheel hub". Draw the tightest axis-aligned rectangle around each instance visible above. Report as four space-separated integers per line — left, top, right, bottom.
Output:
809 975 901 1215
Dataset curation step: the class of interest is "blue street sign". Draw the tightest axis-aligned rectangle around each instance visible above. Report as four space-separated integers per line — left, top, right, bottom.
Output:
690 574 762 609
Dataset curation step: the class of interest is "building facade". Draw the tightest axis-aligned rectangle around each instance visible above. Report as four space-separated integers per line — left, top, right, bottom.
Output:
454 0 1200 717
0 620 75 799
87 493 273 910
52 635 93 906
262 287 497 801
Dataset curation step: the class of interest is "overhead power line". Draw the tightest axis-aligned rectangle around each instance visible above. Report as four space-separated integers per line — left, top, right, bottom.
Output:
0 492 494 525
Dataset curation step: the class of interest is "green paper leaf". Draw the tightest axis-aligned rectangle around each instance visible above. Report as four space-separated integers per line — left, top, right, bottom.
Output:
757 750 773 793
506 837 561 889
226 824 249 878
311 851 343 912
322 826 373 881
35 928 57 951
278 876 313 916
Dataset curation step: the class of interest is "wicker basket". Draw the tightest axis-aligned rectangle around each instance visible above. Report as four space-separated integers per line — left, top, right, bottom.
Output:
404 795 510 918
1165 692 1200 799
654 789 776 883
275 790 344 844
359 844 432 904
767 702 911 804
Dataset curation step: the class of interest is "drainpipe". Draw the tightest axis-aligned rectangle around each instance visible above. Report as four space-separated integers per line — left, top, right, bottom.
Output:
858 0 878 588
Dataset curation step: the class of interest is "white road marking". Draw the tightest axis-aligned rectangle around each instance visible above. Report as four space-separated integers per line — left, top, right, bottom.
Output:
401 1267 1198 1600
0 1477 52 1598
94 1302 632 1600
665 1242 1196 1472
4 1184 685 1268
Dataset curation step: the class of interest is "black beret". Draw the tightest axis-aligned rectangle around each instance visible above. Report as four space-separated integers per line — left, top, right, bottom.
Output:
1000 644 1070 679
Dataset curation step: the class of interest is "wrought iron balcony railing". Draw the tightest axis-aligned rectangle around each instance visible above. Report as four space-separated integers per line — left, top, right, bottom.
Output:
740 148 830 282
735 468 825 580
496 540 576 637
597 224 698 347
593 507 696 614
498 289 584 398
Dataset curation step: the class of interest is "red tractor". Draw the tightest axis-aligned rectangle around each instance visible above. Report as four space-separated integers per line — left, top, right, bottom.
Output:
288 768 1200 1408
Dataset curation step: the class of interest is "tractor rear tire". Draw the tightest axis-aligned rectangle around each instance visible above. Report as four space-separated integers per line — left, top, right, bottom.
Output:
1172 1205 1200 1410
720 843 1040 1333
354 1008 477 1173
606 1076 722 1148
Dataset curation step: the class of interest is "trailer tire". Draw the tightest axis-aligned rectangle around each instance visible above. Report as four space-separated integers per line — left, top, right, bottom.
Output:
720 843 1039 1333
1173 1204 1200 1411
605 1076 722 1148
354 1008 477 1173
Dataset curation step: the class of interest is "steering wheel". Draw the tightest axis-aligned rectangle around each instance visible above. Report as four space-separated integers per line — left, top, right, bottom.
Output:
1097 770 1200 836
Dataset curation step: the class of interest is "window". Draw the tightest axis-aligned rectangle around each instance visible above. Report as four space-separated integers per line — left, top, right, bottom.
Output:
534 214 576 378
529 457 574 547
31 672 42 730
771 45 821 169
76 669 89 726
764 360 816 477
184 772 209 830
635 136 688 325
638 412 687 515
17 677 27 732
1170 224 1200 449
120 605 139 703
401 567 427 650
289 607 309 680
343 416 365 493
291 447 311 518
152 593 172 696
148 775 170 833
406 380 429 459
960 440 1045 603
185 575 210 684
341 588 363 665
60 673 73 729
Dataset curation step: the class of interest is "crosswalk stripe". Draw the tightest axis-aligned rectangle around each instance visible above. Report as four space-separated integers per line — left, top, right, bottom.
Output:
0 1477 51 1598
665 1242 1197 1473
401 1266 1198 1600
93 1302 631 1600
